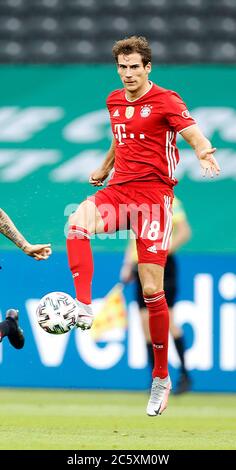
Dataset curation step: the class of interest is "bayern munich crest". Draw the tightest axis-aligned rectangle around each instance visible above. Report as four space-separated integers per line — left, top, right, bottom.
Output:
140 104 152 117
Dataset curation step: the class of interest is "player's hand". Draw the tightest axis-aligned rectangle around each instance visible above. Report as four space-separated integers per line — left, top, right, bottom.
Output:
199 148 220 177
23 243 52 260
89 168 109 186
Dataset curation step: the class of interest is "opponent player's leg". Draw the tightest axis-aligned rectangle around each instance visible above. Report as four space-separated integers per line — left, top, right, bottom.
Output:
169 309 191 394
138 263 171 416
66 199 105 330
0 309 24 349
170 308 191 393
165 256 191 394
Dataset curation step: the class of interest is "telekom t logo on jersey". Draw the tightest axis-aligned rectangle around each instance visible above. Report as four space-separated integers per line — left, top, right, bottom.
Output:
114 124 145 145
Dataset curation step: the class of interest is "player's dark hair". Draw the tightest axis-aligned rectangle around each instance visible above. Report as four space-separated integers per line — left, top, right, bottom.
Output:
112 36 152 66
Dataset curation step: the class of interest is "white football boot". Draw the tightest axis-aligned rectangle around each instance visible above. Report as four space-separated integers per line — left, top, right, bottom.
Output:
146 375 171 417
75 300 94 330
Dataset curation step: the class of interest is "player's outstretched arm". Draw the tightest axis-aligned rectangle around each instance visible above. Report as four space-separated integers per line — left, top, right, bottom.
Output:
89 138 116 186
180 124 220 177
0 208 52 261
22 243 52 260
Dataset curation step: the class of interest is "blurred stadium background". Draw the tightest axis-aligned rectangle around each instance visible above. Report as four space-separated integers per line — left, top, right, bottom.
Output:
0 0 236 450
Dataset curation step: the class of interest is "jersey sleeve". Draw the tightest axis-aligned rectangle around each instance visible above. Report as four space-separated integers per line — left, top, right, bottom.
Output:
163 91 196 133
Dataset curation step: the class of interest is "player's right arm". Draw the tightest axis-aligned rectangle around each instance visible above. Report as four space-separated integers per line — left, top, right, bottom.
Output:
89 138 116 186
0 208 51 260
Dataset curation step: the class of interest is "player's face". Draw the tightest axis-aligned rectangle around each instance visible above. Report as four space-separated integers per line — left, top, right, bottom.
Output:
117 53 151 94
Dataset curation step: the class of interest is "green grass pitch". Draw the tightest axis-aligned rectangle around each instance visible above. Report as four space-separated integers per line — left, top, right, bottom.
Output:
0 389 235 450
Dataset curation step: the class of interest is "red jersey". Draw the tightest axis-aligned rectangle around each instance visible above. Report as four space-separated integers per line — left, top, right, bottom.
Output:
106 82 196 187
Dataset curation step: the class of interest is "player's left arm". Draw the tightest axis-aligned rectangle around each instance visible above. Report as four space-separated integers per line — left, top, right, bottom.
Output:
180 124 220 177
0 208 52 260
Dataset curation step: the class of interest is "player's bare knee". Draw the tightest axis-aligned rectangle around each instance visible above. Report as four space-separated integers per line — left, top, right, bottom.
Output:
143 284 161 296
68 202 86 227
68 200 96 234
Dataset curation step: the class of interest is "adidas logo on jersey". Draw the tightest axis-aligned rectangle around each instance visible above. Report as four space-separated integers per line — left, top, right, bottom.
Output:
147 244 158 254
113 109 120 117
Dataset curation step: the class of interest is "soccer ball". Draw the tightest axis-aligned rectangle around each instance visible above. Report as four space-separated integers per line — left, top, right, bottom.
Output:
36 292 78 334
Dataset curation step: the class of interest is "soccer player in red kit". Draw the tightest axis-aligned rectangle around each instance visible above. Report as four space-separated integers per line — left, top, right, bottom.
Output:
67 36 220 416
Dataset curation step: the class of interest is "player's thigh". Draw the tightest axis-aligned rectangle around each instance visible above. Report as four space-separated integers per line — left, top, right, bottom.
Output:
69 199 104 234
89 186 127 234
131 187 173 269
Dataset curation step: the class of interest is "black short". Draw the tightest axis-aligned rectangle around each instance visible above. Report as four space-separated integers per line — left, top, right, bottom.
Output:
134 255 177 309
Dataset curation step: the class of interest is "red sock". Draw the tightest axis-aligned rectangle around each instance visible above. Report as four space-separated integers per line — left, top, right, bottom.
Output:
66 225 94 304
144 291 169 379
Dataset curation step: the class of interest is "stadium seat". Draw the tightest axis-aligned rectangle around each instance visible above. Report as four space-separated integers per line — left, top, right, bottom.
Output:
63 39 98 63
172 40 204 63
95 0 133 15
66 0 99 15
97 16 133 39
62 16 96 38
150 40 171 63
24 16 62 39
207 17 236 39
137 0 170 14
0 0 235 63
0 16 24 39
0 39 25 62
210 0 236 14
0 0 26 14
26 39 63 63
209 41 236 63
176 0 206 12
171 15 206 39
29 0 64 15
134 16 170 38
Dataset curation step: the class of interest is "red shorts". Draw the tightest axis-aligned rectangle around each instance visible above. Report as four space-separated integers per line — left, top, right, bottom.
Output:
88 181 173 267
